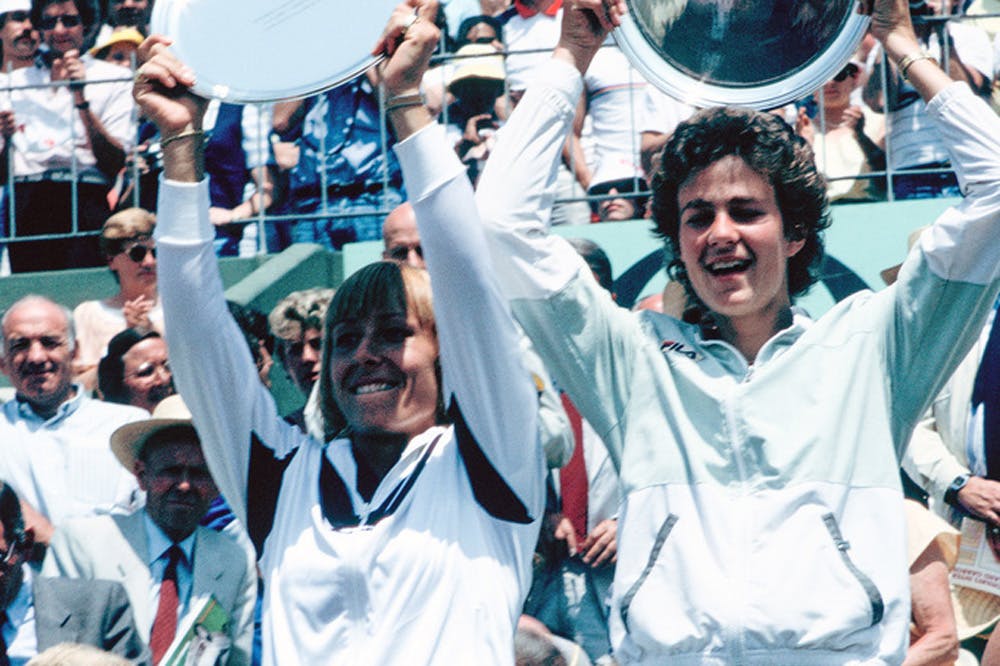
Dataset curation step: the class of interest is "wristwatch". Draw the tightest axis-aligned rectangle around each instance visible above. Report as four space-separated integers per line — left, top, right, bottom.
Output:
944 474 971 507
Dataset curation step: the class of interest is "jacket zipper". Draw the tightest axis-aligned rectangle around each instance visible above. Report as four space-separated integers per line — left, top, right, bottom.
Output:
618 513 679 635
822 513 885 626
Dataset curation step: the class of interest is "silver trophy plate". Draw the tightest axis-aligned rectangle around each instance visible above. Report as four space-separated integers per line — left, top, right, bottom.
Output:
616 0 870 109
150 0 399 103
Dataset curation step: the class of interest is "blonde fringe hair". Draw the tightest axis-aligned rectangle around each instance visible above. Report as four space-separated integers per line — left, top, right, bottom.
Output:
316 262 441 442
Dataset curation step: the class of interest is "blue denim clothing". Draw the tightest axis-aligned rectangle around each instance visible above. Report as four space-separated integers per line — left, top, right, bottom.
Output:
279 75 403 251
268 187 404 252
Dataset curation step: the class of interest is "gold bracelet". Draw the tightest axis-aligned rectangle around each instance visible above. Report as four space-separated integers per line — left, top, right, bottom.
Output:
386 93 424 113
897 51 936 81
160 129 205 148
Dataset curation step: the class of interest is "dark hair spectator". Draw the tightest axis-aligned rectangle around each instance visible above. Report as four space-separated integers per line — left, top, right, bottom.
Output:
0 481 26 546
97 327 173 412
227 300 275 387
30 0 95 32
565 237 613 293
456 14 503 47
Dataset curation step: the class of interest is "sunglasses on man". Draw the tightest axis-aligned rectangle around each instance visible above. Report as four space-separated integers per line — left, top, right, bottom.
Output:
38 13 82 30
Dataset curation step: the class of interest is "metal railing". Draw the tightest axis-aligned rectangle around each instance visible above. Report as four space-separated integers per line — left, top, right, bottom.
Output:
0 10 995 272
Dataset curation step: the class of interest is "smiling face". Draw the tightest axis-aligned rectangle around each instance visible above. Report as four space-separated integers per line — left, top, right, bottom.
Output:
136 432 217 543
0 10 38 64
678 155 804 321
1 298 75 418
327 309 439 439
40 1 83 56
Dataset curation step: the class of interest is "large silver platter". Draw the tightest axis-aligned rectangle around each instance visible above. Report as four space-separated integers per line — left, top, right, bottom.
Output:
150 0 399 103
616 0 870 109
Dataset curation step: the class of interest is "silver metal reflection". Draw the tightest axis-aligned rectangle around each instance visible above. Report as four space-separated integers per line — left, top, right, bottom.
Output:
150 0 399 103
617 0 870 109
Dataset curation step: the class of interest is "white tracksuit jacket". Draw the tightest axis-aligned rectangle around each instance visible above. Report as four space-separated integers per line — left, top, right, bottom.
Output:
472 59 1000 664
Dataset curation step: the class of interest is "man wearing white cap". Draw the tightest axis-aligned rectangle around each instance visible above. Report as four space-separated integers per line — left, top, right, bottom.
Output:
0 0 36 74
43 395 256 665
0 0 35 274
0 0 36 176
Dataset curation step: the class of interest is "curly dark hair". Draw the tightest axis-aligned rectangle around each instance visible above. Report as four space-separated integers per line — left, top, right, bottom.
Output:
650 106 831 305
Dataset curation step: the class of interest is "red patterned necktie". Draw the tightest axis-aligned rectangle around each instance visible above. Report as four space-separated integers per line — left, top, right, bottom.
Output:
559 394 589 547
149 545 181 664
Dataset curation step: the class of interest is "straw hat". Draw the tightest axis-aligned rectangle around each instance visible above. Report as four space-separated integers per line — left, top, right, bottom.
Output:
110 395 195 471
953 585 1000 640
447 44 505 93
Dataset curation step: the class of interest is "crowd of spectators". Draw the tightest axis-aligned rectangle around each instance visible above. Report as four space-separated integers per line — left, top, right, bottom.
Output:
1 0 993 276
0 0 997 664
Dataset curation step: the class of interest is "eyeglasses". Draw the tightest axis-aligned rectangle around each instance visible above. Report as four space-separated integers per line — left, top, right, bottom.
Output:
5 11 30 22
124 244 156 263
832 65 858 82
128 360 170 379
387 244 423 262
38 13 82 30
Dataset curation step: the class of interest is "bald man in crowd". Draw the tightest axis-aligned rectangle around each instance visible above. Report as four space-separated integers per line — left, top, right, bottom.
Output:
0 295 145 549
382 202 425 268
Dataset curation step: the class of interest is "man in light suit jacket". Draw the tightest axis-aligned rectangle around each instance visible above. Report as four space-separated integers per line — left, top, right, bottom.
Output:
0 482 149 663
900 312 1000 647
43 396 256 665
901 316 997 526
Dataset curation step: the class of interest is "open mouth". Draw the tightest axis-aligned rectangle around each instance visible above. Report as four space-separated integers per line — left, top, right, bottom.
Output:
704 258 753 276
353 382 398 395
